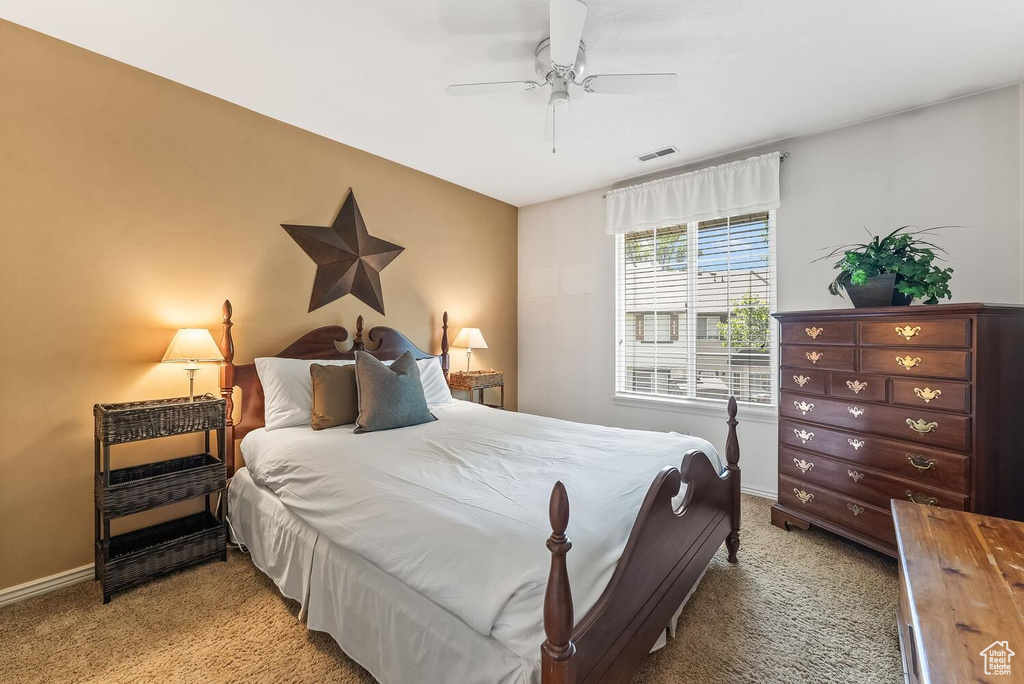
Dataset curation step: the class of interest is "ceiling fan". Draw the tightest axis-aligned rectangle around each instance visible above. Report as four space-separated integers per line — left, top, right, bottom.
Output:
446 0 678 153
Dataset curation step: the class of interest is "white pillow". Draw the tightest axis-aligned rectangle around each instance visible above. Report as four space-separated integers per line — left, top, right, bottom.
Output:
417 357 453 406
255 357 354 430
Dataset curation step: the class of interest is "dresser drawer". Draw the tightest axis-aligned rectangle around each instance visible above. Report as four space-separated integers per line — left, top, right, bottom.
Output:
829 372 887 402
779 475 896 547
781 345 856 371
780 392 970 451
781 321 856 346
860 348 970 381
782 369 828 395
779 447 968 511
860 318 970 348
779 418 970 492
891 379 970 413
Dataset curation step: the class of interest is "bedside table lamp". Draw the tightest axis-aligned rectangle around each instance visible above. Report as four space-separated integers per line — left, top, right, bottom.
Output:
162 328 224 401
452 327 488 372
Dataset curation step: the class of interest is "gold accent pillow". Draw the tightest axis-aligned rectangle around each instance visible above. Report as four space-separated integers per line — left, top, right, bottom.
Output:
310 363 358 430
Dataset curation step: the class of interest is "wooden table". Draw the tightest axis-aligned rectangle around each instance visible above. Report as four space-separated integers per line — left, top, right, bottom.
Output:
893 499 1024 683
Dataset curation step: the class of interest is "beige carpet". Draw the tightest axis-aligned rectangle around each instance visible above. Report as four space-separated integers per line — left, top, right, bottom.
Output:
0 495 900 683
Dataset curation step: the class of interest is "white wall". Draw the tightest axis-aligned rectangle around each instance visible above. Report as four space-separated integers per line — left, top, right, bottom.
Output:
518 84 1024 498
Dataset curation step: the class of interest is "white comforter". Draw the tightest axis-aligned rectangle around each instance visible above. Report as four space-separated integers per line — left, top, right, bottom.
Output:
241 399 723 659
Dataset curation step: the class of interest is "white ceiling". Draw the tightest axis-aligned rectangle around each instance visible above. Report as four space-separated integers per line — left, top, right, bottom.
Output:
3 1 1023 207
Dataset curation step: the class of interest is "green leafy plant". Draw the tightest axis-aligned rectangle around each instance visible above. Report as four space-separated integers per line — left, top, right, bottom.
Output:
625 228 687 269
817 226 955 305
718 292 770 352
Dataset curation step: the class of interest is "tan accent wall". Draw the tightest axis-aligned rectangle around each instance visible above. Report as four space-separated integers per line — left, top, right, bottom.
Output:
0 20 518 590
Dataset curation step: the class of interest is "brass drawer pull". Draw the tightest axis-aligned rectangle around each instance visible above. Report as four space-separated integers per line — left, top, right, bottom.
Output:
907 454 937 470
793 458 814 474
794 489 814 504
847 469 864 482
896 355 922 370
847 406 865 418
895 325 922 340
793 429 814 444
848 438 865 450
906 418 939 435
906 491 938 506
805 351 824 364
793 400 814 416
847 503 864 516
846 380 868 394
805 326 824 339
793 374 810 387
914 387 942 403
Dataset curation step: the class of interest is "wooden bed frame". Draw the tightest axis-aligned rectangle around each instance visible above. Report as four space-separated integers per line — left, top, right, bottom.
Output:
216 300 741 684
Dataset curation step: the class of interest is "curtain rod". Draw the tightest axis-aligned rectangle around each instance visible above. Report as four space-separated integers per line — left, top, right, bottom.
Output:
602 152 789 199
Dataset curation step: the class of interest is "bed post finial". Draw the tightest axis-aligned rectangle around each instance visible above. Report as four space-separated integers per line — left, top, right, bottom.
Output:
219 300 236 476
354 315 365 351
542 481 576 684
725 395 741 563
441 311 450 380
220 300 234 364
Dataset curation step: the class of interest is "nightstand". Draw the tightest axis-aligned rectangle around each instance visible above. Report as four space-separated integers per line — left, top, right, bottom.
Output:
449 370 504 409
93 396 227 603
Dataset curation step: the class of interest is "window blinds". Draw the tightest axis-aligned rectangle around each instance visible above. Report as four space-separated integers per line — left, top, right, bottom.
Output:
615 211 776 405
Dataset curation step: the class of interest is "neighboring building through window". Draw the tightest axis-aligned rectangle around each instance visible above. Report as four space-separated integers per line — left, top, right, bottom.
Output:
634 312 679 343
615 211 776 405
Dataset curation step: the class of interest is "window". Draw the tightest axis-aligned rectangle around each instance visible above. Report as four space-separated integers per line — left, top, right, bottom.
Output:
633 312 680 343
616 211 776 406
697 314 725 340
629 368 673 394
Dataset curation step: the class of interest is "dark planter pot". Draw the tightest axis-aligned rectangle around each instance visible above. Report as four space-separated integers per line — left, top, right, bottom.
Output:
845 273 913 308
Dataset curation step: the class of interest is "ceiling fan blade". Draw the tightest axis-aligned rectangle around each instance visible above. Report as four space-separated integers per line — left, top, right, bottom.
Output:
581 73 678 95
550 0 587 70
446 81 541 97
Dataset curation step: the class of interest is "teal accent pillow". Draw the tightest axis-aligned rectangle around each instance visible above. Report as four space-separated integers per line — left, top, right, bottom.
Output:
354 351 436 433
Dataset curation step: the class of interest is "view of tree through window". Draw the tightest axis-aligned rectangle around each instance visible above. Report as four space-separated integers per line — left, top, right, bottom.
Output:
616 212 775 405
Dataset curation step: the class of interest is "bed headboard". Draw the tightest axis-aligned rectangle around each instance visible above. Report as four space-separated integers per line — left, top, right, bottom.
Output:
217 300 449 475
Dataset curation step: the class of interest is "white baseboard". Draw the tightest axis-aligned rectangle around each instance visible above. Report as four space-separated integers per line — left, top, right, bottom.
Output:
0 564 94 608
741 484 777 500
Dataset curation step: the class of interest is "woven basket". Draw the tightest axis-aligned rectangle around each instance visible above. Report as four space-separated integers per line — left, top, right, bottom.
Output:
94 396 225 445
96 453 226 519
96 512 226 600
449 370 503 390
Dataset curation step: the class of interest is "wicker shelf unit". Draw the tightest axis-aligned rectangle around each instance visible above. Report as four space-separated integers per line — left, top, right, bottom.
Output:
448 370 505 409
93 396 227 603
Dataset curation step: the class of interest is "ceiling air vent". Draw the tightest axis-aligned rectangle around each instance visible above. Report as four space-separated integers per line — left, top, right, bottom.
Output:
637 146 678 162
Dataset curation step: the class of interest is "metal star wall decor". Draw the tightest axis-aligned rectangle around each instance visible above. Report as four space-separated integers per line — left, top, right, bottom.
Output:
282 190 404 315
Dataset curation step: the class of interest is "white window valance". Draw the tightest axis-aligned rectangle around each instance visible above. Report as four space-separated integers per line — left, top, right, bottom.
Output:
604 152 781 235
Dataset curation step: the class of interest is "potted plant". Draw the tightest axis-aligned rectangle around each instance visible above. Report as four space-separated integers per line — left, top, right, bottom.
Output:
818 226 954 307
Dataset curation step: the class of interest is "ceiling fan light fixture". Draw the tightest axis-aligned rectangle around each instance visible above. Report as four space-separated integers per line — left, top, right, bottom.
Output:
446 0 677 151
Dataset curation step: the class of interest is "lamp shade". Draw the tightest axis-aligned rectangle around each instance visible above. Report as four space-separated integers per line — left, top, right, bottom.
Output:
162 328 224 363
452 327 488 349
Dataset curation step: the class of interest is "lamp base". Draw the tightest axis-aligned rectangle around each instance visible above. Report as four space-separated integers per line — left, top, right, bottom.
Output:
465 348 472 372
185 366 198 402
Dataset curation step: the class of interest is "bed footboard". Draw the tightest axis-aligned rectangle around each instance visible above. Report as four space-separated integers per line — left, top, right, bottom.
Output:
542 397 741 684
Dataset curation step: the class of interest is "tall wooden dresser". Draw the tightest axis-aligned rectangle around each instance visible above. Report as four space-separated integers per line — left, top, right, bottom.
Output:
771 303 1024 556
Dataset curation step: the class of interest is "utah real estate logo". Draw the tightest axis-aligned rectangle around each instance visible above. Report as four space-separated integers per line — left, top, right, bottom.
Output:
980 641 1015 676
